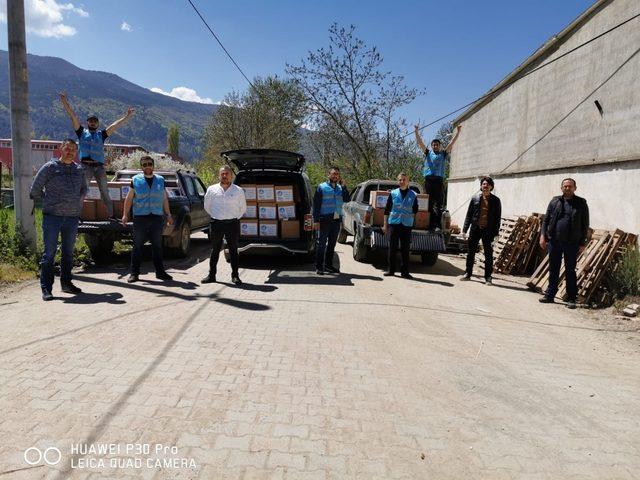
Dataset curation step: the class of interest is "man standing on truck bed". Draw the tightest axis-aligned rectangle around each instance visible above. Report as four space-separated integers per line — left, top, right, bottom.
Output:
414 123 461 230
202 165 246 285
313 166 349 275
121 156 173 283
60 92 135 221
30 139 87 301
382 172 418 279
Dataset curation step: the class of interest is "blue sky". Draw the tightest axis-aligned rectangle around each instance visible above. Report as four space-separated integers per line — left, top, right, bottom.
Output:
1 0 594 140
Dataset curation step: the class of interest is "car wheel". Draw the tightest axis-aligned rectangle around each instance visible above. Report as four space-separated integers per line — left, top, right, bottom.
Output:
84 233 114 263
352 228 369 262
421 252 438 266
174 221 191 258
337 225 348 244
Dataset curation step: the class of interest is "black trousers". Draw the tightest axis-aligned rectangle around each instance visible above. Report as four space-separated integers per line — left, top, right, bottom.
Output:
209 219 240 276
424 175 444 229
545 240 580 302
388 224 412 274
465 226 494 279
315 217 341 269
130 215 165 275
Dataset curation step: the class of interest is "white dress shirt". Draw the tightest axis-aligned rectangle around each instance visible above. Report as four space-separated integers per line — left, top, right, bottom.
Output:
204 183 247 220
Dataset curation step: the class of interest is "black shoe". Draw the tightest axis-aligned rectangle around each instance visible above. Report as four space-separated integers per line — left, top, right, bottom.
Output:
401 272 413 279
460 274 471 281
127 274 139 283
383 271 395 277
61 282 82 294
324 265 340 274
538 296 554 304
156 271 173 281
231 275 242 285
42 290 53 301
485 277 493 286
201 273 216 284
315 269 325 275
566 301 577 309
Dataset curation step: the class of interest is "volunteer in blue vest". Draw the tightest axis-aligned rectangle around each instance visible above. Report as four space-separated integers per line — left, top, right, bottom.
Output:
60 92 134 221
414 123 461 230
202 165 247 285
121 156 173 283
30 139 87 301
312 166 349 275
382 172 419 279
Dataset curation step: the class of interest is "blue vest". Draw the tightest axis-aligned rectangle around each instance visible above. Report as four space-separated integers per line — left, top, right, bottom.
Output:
78 128 105 163
132 174 165 216
388 188 416 227
318 182 344 217
423 149 446 177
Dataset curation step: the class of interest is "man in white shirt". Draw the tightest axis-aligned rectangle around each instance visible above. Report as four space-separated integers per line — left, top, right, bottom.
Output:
202 165 247 285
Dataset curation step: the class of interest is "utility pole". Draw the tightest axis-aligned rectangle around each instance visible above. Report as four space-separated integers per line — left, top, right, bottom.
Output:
7 0 36 250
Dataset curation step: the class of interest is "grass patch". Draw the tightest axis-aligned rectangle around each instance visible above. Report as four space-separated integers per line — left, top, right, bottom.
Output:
0 262 36 283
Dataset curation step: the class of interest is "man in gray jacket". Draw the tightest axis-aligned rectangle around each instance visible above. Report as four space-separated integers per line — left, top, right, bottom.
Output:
30 139 87 300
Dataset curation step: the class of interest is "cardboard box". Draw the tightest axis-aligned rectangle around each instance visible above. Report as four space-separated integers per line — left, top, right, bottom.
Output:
258 203 277 220
259 220 278 237
243 202 257 219
240 184 257 201
280 220 300 239
257 184 275 202
372 207 385 226
95 201 109 220
370 190 390 209
240 219 258 237
81 200 96 221
416 194 430 211
277 203 296 220
275 185 294 203
414 211 430 230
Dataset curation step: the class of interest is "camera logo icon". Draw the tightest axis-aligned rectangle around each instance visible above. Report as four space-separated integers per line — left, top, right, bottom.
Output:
24 447 62 466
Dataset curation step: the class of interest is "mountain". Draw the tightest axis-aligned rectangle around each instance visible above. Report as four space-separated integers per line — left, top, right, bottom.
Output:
0 50 218 160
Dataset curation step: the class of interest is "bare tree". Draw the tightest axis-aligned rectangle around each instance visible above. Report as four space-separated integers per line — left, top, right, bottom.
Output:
286 24 423 180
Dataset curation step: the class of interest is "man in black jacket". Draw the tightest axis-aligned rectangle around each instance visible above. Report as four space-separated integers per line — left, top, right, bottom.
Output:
539 178 589 309
461 177 502 284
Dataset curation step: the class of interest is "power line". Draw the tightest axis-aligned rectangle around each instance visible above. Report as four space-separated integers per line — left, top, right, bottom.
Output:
186 0 255 89
409 11 640 137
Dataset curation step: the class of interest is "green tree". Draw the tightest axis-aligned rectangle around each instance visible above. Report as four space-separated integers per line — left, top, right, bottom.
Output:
167 124 180 156
201 75 307 166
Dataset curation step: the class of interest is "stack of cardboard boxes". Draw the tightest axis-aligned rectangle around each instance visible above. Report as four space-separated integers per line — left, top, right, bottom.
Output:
368 189 430 229
239 184 300 239
80 181 131 221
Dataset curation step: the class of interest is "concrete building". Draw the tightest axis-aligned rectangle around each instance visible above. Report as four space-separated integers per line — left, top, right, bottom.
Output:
448 0 640 235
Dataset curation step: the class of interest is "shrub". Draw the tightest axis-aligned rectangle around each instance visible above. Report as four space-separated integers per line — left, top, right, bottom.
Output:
607 244 640 299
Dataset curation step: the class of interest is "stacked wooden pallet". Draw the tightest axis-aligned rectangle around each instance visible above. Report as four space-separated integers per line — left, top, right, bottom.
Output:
475 214 544 275
527 229 637 304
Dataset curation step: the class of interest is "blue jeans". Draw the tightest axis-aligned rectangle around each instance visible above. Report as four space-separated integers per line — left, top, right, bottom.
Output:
130 215 165 275
315 217 341 269
545 240 580 302
40 214 79 292
83 163 113 216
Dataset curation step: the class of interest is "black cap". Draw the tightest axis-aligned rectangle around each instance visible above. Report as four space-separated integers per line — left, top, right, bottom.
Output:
86 114 99 121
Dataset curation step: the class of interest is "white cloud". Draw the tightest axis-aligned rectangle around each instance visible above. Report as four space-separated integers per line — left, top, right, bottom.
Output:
150 86 215 104
120 21 132 32
0 0 89 38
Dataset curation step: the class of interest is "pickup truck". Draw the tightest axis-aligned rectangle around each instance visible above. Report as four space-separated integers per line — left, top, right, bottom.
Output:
77 169 211 260
339 179 448 266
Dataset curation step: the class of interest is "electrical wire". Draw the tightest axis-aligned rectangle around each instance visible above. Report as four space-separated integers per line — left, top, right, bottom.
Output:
186 0 255 89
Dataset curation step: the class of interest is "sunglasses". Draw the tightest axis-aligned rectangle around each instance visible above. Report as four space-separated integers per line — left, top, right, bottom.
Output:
141 162 153 167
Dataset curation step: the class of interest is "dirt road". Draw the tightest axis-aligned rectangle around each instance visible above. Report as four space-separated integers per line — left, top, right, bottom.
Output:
1 234 639 479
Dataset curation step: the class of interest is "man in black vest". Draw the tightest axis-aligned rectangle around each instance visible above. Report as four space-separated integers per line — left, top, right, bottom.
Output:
539 178 589 309
461 177 502 284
